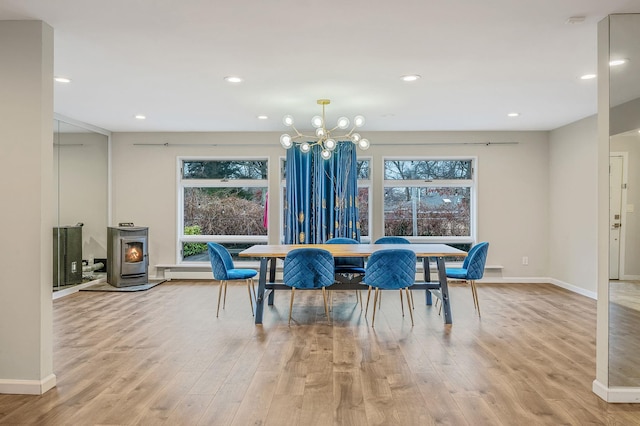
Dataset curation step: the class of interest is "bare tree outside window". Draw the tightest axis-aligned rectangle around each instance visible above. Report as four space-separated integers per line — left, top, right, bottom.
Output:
383 159 473 240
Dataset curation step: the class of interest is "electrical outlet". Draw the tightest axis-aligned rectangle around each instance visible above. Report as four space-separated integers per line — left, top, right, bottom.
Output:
522 256 529 265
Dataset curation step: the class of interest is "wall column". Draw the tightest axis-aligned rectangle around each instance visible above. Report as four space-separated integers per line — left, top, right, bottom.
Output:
0 20 56 394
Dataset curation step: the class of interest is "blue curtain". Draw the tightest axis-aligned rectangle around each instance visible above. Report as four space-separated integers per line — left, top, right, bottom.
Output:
284 142 361 244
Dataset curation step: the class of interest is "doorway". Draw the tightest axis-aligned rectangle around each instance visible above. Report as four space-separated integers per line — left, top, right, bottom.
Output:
609 153 626 280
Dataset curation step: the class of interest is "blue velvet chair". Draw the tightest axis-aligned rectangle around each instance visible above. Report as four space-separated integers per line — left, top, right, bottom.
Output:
283 248 335 325
207 242 258 317
326 237 366 306
446 242 489 316
363 249 417 327
367 236 412 313
374 236 410 244
326 237 366 279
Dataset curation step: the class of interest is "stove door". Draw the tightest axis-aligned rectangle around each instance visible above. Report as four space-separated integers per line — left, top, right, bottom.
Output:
120 237 147 276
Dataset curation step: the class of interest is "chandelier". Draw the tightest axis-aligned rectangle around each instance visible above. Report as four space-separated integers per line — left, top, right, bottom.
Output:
279 99 370 160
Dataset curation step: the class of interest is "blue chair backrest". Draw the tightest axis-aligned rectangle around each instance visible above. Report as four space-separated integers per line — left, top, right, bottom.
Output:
207 242 234 280
326 237 364 268
374 236 410 244
462 242 481 269
465 242 489 280
283 248 335 289
364 249 416 289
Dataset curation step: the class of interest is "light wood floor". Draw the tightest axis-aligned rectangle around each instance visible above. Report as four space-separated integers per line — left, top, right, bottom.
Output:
2 281 640 425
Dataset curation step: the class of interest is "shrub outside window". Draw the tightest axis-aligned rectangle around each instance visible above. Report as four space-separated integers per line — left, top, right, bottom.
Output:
178 158 268 263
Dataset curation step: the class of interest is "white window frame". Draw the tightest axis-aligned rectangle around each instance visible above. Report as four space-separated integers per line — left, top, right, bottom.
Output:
382 156 477 245
177 156 268 264
357 157 372 242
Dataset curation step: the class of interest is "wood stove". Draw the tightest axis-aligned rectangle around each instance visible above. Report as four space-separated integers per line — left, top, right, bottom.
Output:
107 226 149 287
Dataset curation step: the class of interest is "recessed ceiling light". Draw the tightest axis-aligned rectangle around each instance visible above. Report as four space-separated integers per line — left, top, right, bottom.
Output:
609 59 628 67
224 76 243 83
400 74 421 82
257 115 268 120
565 16 586 24
54 76 71 83
580 74 597 80
134 114 146 120
507 112 520 117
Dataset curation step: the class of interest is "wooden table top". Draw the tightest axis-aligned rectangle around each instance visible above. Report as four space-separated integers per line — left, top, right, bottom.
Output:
239 243 467 258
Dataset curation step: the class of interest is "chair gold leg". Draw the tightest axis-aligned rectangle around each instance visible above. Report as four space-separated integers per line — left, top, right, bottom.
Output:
410 290 415 309
400 289 405 317
406 288 414 326
471 280 481 317
358 290 363 309
365 286 372 315
372 288 379 328
251 279 257 302
247 279 254 316
216 280 224 317
289 288 295 325
223 281 228 308
379 291 382 308
322 287 330 319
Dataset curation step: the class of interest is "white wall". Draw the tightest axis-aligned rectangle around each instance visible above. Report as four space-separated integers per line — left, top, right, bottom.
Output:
548 116 599 295
112 130 550 280
0 21 56 394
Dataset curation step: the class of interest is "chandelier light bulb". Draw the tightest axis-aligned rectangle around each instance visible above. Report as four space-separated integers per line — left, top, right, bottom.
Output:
311 115 323 128
300 142 311 153
351 133 361 143
358 138 370 150
325 139 336 150
316 128 325 137
280 134 293 148
321 149 331 160
354 115 366 127
283 115 294 127
337 117 350 129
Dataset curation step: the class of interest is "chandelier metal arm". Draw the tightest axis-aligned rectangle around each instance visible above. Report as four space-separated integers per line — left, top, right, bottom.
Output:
279 99 370 159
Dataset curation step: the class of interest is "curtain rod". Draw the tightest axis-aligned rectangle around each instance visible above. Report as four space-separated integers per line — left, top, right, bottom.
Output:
132 141 518 147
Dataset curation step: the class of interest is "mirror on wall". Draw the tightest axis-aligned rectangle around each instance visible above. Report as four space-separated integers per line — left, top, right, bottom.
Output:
608 13 640 387
53 118 109 292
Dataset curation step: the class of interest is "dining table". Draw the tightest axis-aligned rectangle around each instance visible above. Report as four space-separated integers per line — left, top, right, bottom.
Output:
238 243 467 325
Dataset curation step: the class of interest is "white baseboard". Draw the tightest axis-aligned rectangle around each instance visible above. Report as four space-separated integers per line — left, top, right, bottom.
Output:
593 380 640 403
619 274 640 281
0 373 56 395
548 277 597 299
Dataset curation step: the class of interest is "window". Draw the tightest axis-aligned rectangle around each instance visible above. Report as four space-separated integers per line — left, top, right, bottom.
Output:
357 159 371 240
178 158 268 263
383 159 475 247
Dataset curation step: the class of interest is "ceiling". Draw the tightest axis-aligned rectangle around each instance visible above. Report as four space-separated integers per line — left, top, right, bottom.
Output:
1 0 639 133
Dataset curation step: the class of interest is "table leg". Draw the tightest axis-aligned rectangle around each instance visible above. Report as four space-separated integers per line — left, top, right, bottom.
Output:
254 257 268 324
423 257 433 305
436 257 452 324
268 257 276 305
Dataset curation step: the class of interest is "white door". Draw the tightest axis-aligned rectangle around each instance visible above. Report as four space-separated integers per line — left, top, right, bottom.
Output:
609 155 624 280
